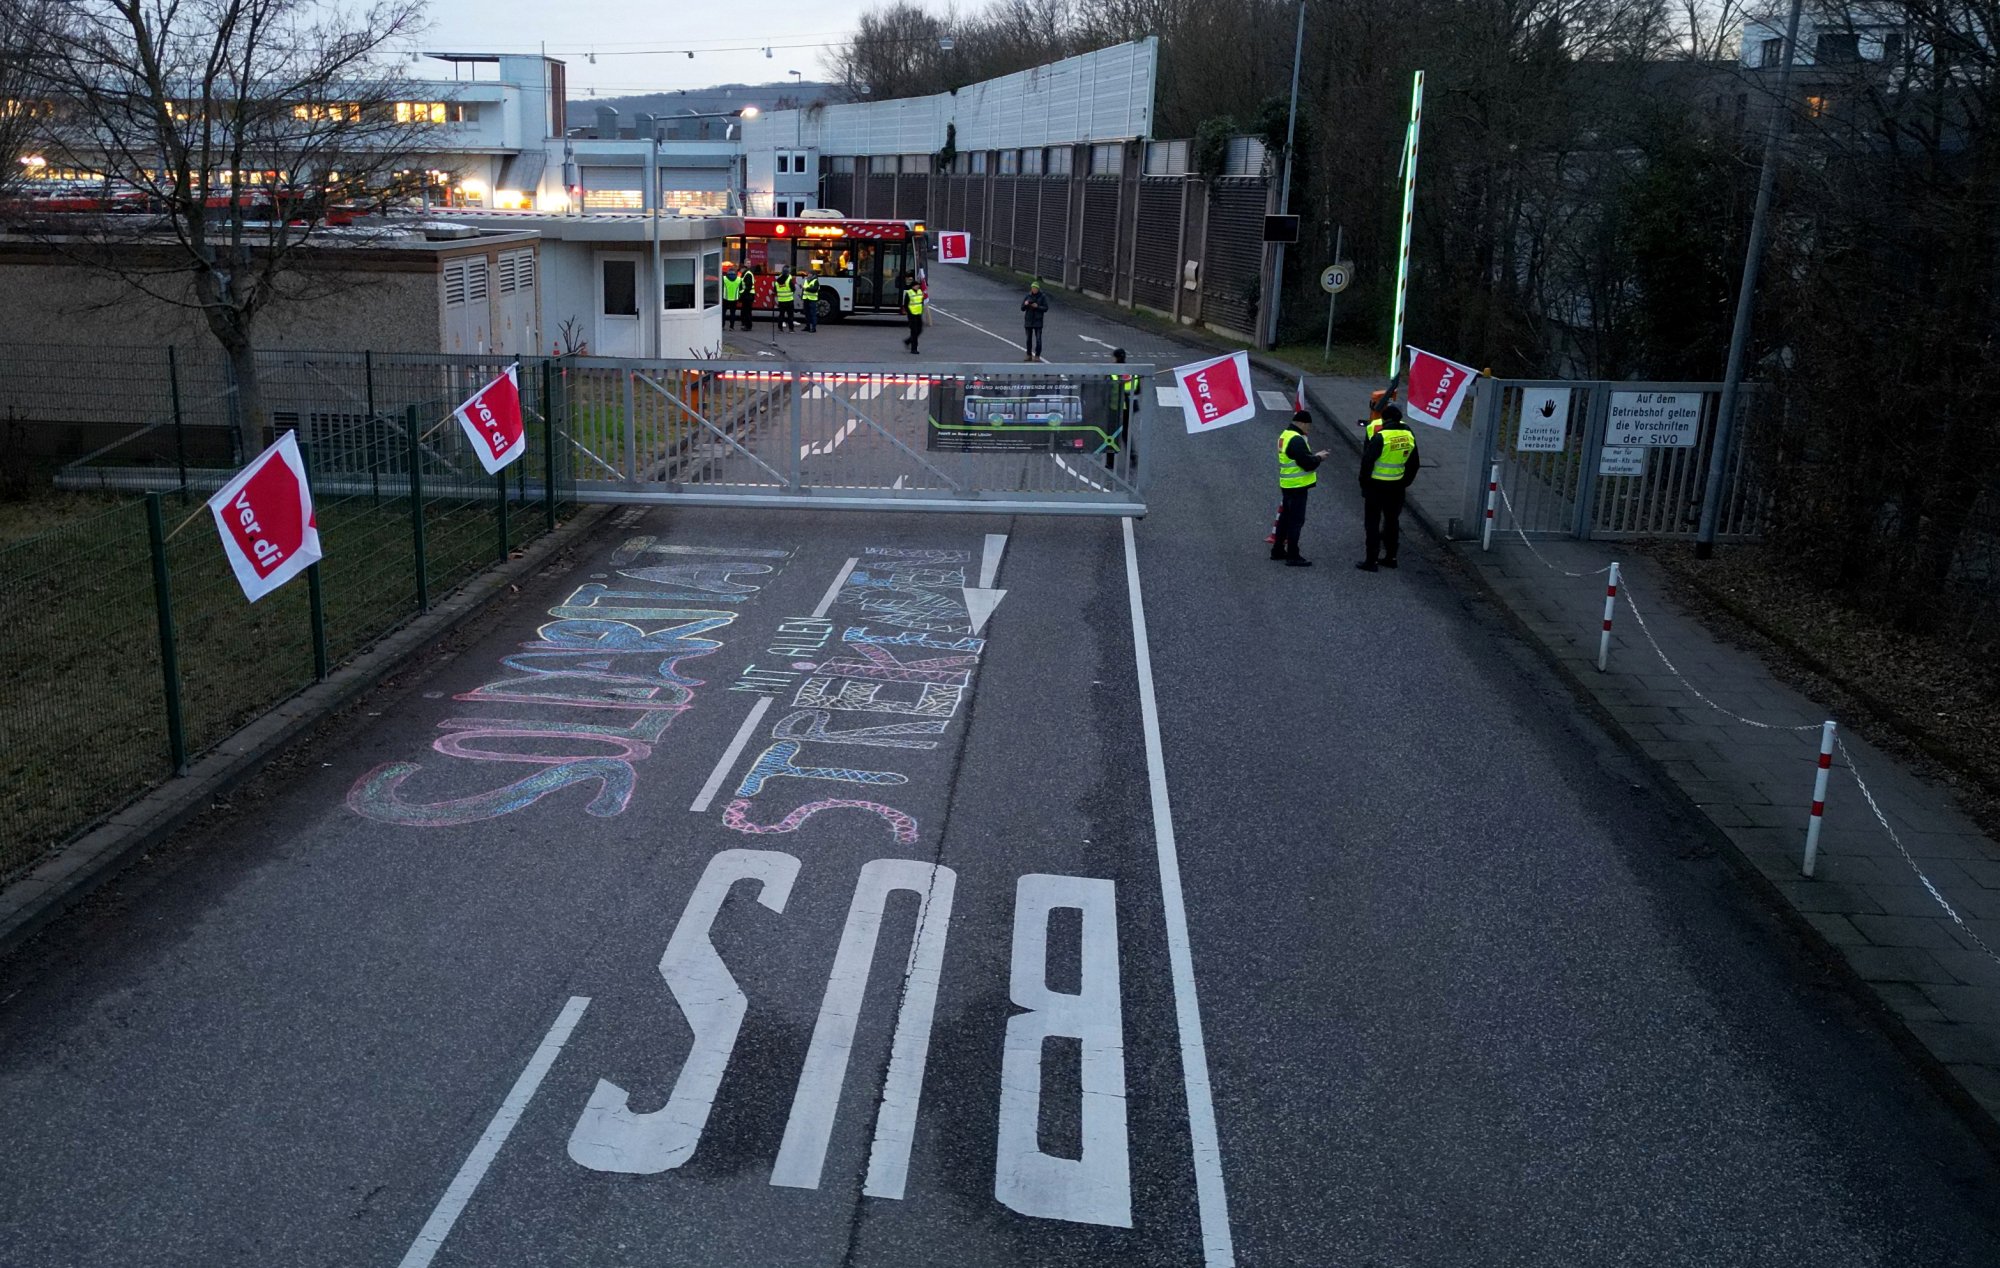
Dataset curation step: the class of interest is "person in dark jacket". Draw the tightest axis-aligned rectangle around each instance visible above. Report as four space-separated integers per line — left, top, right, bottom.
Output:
1272 409 1329 567
1357 402 1421 571
1021 282 1049 360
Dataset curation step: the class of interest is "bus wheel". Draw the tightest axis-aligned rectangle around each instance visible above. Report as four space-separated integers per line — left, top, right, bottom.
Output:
822 296 842 322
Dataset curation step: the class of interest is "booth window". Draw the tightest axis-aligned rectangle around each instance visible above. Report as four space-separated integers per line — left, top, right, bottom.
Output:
702 251 721 307
663 257 696 311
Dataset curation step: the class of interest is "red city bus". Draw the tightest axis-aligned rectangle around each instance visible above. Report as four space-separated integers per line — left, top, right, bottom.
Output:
725 213 929 321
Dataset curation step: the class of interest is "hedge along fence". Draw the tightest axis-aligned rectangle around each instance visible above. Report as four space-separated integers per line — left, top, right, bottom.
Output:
0 371 576 882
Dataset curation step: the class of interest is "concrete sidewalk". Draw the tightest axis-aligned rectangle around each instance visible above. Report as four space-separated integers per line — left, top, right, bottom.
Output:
1298 369 2000 1139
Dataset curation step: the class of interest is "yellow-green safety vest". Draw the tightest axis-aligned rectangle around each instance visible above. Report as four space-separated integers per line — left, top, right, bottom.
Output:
775 277 795 303
722 274 743 301
904 288 926 316
1370 426 1416 482
1278 428 1316 489
800 277 818 300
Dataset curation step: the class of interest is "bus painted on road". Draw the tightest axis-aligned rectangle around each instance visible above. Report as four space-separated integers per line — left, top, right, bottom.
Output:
725 213 928 321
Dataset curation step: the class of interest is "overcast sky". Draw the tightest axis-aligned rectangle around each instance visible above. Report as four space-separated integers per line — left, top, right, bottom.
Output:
408 0 889 98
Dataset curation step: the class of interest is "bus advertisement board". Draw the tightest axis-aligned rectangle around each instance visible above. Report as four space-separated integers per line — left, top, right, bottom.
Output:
928 376 1127 455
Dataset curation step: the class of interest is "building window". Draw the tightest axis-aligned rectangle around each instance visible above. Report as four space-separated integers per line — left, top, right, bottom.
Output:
1092 142 1125 176
1805 93 1831 118
662 189 728 214
396 101 448 124
901 154 927 174
703 250 721 307
1815 32 1860 62
1048 147 1073 176
1881 32 1905 62
602 259 638 316
970 151 987 173
1021 148 1043 175
292 102 360 122
829 155 856 174
999 150 1019 175
1760 36 1784 67
870 155 897 175
662 256 696 311
583 188 643 211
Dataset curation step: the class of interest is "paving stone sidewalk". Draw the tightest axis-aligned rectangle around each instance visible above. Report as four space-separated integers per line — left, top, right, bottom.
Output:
1296 371 2000 1133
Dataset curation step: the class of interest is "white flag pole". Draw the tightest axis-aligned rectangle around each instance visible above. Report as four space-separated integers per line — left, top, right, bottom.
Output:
1388 70 1425 383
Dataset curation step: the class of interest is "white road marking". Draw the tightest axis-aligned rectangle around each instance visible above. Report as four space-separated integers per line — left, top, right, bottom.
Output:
902 382 928 400
961 587 1007 634
1052 453 1111 492
689 696 775 812
799 418 859 459
980 533 1007 589
994 873 1130 1228
1257 389 1291 412
1122 516 1236 1265
857 382 884 400
568 850 800 1174
892 475 907 489
771 859 958 1198
1155 385 1183 409
398 996 592 1268
1078 334 1118 350
812 557 860 619
928 304 1028 354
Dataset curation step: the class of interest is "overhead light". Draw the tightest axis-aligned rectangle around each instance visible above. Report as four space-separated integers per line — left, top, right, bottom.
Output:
763 47 773 58
587 51 596 64
686 51 694 59
739 106 761 118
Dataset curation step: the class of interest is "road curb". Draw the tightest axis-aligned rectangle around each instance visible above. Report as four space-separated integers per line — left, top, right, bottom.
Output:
0 503 613 961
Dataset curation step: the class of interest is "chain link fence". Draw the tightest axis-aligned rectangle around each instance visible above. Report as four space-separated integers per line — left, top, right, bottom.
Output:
0 361 575 882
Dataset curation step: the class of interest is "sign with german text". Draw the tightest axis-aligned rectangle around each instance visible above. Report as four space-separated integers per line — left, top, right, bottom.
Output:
1599 445 1648 477
1404 347 1478 430
936 231 971 264
1172 351 1256 434
1515 387 1571 452
1606 390 1700 447
454 364 527 474
206 431 321 603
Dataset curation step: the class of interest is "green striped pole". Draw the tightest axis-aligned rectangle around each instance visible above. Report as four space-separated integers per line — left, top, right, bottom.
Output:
1388 70 1425 382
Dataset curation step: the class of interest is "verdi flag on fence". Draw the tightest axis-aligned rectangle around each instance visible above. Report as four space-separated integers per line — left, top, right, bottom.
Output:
1403 346 1479 429
1173 351 1258 434
207 431 321 603
936 230 971 263
453 363 526 474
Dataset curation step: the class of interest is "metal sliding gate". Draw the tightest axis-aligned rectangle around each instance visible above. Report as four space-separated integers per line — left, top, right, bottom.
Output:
555 357 1150 516
1462 378 1763 541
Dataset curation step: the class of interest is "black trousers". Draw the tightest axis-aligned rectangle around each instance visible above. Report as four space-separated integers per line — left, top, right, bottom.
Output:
1273 485 1312 558
1024 325 1043 357
1363 482 1407 562
736 297 754 329
777 300 795 331
906 312 924 352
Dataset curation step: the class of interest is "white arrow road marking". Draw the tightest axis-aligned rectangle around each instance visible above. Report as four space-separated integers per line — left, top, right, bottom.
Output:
399 996 592 1268
961 587 1007 634
892 475 907 489
1155 385 1183 409
980 533 1007 589
1078 334 1118 350
1257 390 1291 412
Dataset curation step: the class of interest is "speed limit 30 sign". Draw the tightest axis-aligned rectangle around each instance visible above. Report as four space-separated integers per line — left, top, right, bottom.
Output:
1319 263 1353 294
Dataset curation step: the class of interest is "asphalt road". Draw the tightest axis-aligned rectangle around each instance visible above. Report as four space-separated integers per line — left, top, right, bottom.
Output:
2 264 1998 1267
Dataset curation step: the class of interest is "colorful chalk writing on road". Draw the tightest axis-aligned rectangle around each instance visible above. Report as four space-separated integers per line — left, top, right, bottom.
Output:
346 540 790 827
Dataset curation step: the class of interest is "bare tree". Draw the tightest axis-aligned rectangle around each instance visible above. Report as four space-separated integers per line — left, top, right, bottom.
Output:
23 0 429 457
0 1 60 198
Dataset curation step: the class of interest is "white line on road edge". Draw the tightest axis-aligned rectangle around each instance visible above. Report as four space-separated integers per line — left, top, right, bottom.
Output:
1052 453 1111 492
398 995 592 1268
1121 516 1236 1266
812 556 860 620
689 696 775 812
928 304 1027 355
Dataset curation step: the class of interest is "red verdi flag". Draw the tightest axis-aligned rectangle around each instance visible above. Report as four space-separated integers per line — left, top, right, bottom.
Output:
206 431 322 603
1173 351 1258 434
936 230 971 264
1403 346 1479 430
454 363 526 474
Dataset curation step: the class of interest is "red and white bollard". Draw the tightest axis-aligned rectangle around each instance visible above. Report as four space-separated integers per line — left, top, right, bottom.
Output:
1596 562 1620 672
1802 720 1838 877
1482 462 1500 552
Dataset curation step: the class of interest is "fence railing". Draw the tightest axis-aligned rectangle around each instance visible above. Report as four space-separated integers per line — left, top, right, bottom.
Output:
0 382 576 882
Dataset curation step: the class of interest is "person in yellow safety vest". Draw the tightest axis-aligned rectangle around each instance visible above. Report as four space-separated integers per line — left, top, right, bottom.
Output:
1357 402 1421 572
1272 409 1330 567
1107 347 1140 471
1359 387 1396 438
900 271 927 354
738 265 759 330
774 268 797 332
721 268 744 331
800 272 820 333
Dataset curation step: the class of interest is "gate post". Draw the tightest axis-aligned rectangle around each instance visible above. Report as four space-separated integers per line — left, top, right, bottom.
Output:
788 367 805 492
1572 384 1612 541
622 369 638 484
1461 378 1503 539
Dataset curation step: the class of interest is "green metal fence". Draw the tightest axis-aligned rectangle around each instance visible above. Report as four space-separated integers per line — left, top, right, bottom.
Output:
0 373 576 882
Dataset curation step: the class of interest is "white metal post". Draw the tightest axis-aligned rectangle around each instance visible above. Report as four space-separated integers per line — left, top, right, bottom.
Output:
1482 462 1500 551
1802 720 1837 877
1596 561 1620 672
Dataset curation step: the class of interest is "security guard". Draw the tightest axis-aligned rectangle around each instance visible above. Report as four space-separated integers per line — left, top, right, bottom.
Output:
720 267 744 330
1272 409 1329 566
800 271 820 332
1357 402 1420 571
737 265 759 329
774 268 797 332
901 271 926 353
